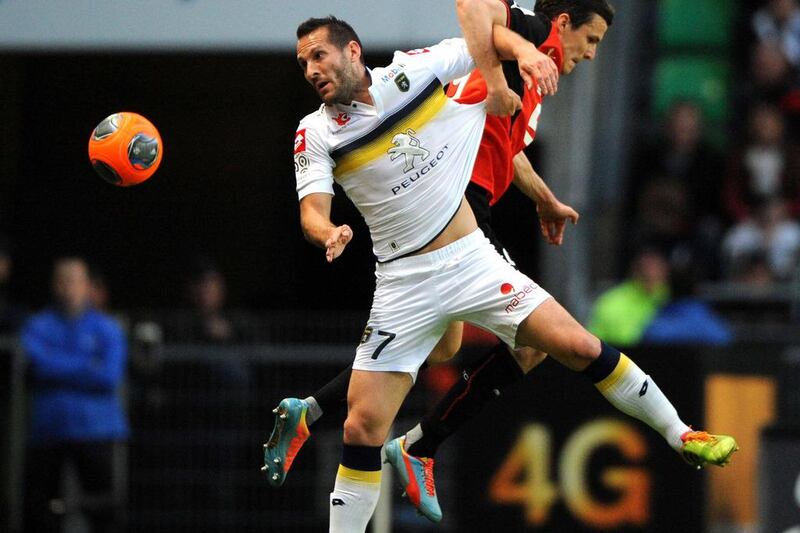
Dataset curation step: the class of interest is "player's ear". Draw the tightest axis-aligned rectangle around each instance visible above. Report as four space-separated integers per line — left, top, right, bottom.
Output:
555 13 571 32
347 40 362 64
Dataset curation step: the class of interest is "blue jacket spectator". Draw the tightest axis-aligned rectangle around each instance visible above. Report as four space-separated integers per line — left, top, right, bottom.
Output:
641 252 734 346
22 257 129 533
22 306 129 444
642 299 733 346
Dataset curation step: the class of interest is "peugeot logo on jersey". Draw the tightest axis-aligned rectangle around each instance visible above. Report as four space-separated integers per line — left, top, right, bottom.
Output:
388 128 429 172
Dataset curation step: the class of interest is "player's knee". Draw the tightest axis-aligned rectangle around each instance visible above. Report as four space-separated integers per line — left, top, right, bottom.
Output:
343 411 386 447
566 333 602 366
513 346 547 373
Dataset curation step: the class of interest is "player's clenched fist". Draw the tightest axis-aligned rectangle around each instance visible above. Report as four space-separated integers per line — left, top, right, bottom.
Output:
325 225 353 262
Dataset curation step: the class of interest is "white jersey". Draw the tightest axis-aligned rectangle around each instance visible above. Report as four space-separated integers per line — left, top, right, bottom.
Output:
294 38 486 262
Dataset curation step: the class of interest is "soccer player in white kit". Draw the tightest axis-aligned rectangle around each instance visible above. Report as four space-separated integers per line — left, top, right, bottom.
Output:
292 5 737 531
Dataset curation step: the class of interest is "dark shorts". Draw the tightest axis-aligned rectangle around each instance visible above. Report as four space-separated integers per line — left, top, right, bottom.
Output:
465 182 514 264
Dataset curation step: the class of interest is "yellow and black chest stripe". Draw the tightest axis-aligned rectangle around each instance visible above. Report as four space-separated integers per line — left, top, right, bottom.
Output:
331 78 448 179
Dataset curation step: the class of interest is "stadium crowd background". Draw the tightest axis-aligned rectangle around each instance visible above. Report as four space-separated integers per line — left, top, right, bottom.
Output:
1 1 799 532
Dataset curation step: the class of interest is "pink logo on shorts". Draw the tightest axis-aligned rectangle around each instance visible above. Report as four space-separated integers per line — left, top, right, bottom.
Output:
505 283 537 314
500 283 514 295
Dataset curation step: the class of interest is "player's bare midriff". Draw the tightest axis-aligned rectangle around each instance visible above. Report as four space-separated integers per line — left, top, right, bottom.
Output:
410 196 478 257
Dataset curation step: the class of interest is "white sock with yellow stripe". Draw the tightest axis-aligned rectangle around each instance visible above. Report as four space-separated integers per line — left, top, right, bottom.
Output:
585 343 690 451
330 445 382 533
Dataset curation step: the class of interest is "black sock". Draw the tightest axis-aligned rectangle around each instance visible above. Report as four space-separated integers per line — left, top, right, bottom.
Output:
312 366 352 415
581 341 620 383
406 342 524 458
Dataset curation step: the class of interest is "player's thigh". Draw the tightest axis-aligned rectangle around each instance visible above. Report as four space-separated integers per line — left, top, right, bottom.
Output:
515 298 601 371
345 369 413 446
355 268 446 377
426 321 464 365
445 240 548 349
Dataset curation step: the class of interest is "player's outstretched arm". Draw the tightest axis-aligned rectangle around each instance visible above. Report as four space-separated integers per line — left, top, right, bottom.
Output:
512 152 578 246
299 193 353 262
456 0 519 116
457 0 558 98
492 24 555 92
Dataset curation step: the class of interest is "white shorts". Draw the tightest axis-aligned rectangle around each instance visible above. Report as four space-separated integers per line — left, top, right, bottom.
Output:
353 229 551 380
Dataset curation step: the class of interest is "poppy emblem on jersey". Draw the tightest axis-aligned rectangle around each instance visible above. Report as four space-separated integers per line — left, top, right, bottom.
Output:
500 283 514 295
395 73 410 92
388 128 429 172
294 129 307 154
333 112 351 126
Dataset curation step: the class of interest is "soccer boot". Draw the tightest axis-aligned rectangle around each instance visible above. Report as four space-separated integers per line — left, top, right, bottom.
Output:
680 430 739 469
262 398 310 487
384 436 442 523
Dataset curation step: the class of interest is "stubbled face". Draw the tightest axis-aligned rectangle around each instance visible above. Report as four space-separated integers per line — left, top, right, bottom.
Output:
297 27 361 104
558 14 608 74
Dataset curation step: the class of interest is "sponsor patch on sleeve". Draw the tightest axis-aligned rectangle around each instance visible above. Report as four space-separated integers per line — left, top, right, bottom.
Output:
294 129 307 154
294 153 309 175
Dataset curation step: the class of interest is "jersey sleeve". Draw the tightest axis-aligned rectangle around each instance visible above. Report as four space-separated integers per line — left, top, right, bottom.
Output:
404 38 476 86
507 2 550 47
294 123 335 200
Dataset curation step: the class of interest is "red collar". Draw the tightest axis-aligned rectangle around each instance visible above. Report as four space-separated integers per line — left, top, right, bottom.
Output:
538 22 564 74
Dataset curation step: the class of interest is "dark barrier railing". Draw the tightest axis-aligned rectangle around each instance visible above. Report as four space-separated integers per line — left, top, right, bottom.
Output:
0 339 24 533
3 339 799 532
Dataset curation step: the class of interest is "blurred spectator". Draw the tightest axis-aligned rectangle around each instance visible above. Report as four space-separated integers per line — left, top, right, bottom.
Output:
588 246 670 346
724 103 800 221
642 251 733 346
22 257 128 533
722 198 800 281
626 101 726 277
629 101 726 224
736 41 800 142
752 0 800 68
732 251 775 287
631 175 691 248
751 42 796 104
0 236 27 334
183 260 248 343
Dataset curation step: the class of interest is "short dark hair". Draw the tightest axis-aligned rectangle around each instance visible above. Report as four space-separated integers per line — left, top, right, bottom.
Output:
534 0 615 28
296 16 364 64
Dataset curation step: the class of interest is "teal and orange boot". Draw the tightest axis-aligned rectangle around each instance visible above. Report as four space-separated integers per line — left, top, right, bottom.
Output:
384 436 442 523
262 398 310 487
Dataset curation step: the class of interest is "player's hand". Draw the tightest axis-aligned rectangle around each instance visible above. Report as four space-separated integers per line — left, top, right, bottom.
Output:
325 225 353 262
536 200 579 246
517 46 559 96
485 86 522 116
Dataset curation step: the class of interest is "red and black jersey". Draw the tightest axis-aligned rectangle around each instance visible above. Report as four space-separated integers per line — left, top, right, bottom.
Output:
448 4 564 205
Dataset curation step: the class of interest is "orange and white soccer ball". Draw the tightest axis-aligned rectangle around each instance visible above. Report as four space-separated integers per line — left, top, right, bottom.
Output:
88 112 163 186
